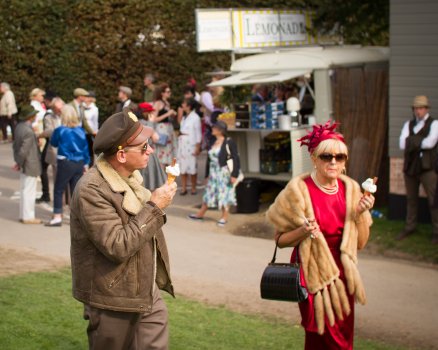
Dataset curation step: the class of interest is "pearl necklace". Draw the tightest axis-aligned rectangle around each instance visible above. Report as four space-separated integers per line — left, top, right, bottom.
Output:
311 171 339 195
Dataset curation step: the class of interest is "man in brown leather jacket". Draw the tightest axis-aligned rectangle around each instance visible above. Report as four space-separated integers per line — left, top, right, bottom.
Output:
70 109 177 349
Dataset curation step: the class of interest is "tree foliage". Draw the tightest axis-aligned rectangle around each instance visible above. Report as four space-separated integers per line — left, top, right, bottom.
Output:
308 0 389 46
0 0 388 120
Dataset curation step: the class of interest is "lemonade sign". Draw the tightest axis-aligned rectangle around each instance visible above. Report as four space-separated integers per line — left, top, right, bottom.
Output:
196 9 316 52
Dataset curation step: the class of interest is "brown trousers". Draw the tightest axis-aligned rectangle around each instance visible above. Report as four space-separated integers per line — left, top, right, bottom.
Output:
84 287 168 350
404 170 438 237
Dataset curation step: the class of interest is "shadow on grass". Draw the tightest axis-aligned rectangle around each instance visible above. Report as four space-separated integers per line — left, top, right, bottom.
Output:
0 269 409 350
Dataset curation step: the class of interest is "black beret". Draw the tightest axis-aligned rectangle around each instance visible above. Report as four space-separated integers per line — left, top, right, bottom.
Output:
94 109 152 155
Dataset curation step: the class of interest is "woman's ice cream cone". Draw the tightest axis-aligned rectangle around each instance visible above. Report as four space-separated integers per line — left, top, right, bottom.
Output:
362 177 378 196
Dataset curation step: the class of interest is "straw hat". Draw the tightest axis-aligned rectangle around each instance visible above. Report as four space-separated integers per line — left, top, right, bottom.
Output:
412 95 429 108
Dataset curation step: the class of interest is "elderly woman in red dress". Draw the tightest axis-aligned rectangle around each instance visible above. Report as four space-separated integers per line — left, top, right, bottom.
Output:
267 121 375 350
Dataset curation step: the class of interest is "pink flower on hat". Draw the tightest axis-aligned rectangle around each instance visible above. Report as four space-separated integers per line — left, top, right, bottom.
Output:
297 120 345 154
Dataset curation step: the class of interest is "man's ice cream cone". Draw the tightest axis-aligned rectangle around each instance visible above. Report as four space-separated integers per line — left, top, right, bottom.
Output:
167 174 176 185
166 158 180 184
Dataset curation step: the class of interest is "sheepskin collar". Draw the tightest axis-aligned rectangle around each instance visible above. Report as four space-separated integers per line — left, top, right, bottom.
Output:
96 155 151 215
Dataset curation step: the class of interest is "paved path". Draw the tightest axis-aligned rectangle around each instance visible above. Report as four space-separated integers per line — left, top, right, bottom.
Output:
0 143 437 349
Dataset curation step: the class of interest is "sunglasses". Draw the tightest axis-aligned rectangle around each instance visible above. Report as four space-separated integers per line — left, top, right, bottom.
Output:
122 140 150 154
318 153 348 162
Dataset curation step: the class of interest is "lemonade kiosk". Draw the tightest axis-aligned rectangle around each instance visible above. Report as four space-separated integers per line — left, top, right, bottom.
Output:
209 46 389 181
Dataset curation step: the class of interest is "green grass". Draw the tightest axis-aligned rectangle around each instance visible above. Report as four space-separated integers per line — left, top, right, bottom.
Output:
0 269 405 350
367 209 438 264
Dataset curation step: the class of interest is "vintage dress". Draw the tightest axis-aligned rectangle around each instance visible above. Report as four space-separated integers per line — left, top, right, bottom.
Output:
203 147 236 209
138 120 166 191
292 177 355 349
266 174 372 337
141 151 166 191
177 111 202 175
155 102 176 165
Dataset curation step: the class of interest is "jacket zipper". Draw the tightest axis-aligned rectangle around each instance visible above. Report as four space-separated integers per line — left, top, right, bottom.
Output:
136 254 140 296
152 236 157 295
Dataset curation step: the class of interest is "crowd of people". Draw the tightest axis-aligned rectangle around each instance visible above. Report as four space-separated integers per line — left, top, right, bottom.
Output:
1 71 436 349
10 91 93 225
2 71 242 228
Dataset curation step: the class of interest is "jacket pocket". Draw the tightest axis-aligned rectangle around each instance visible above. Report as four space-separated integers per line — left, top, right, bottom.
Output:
108 261 130 289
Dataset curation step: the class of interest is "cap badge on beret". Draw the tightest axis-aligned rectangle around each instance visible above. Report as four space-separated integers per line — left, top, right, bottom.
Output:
128 112 138 122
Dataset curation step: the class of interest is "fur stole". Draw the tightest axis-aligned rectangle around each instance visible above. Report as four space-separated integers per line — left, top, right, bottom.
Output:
266 173 372 334
96 155 152 215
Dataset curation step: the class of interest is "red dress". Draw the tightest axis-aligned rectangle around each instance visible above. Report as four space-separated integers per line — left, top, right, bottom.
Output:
291 177 355 350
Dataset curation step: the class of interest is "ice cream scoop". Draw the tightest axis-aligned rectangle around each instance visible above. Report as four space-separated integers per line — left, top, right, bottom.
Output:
362 177 378 196
165 158 180 184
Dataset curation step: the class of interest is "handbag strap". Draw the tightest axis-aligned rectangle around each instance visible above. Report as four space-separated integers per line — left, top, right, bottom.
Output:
271 236 299 264
225 138 231 159
271 236 280 263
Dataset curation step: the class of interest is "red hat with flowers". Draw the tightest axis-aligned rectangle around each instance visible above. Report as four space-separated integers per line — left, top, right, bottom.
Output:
138 102 155 113
187 77 197 88
297 120 345 154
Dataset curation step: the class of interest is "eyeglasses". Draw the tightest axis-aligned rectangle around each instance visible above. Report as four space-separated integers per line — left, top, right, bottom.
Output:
122 140 150 154
318 153 348 162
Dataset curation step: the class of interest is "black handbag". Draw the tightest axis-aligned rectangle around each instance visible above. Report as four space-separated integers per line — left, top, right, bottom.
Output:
260 239 308 302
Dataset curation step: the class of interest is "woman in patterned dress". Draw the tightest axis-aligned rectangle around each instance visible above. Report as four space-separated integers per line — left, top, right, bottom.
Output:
150 83 177 170
188 121 240 227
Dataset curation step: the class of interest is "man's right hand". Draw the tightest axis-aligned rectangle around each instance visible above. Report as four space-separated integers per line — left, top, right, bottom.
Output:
150 182 177 210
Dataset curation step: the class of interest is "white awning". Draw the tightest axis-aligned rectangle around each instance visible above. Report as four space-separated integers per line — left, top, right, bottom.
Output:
208 46 389 87
208 69 310 87
230 46 389 72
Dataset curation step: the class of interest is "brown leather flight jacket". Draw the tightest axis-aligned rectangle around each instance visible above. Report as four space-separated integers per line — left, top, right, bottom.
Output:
70 160 174 313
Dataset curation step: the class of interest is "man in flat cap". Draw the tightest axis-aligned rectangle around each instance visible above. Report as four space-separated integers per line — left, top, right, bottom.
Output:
69 88 88 120
70 109 177 349
116 85 137 113
70 88 96 165
13 106 42 224
399 95 438 243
